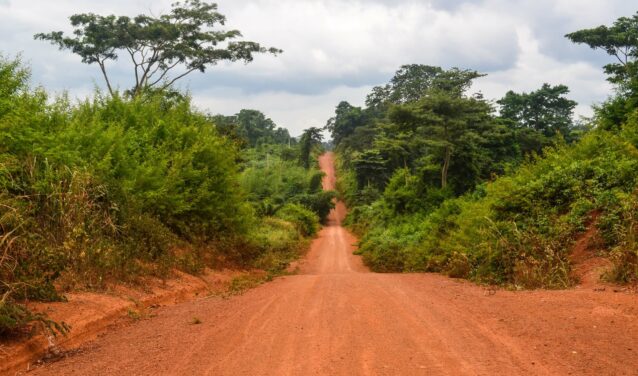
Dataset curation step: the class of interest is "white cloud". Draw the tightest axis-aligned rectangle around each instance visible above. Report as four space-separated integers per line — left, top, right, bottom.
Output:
474 26 612 118
215 0 519 81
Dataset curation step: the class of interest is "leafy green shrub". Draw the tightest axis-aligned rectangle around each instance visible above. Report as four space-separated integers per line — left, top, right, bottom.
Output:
239 145 335 221
353 126 638 288
0 56 259 335
248 218 307 273
606 192 638 283
292 191 336 223
275 203 320 237
0 55 326 336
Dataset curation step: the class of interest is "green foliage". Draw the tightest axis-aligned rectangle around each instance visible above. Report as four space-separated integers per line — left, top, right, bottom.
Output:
35 0 281 97
566 12 638 129
365 64 484 107
565 13 638 90
497 83 578 141
298 127 323 169
275 203 319 237
326 65 604 287
382 168 422 214
213 109 292 148
239 144 334 221
293 191 337 223
389 90 502 189
355 128 638 288
246 218 308 274
325 101 368 147
330 65 580 208
0 56 311 336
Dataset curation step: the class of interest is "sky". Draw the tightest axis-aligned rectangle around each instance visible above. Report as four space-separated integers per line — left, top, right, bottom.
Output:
0 0 635 136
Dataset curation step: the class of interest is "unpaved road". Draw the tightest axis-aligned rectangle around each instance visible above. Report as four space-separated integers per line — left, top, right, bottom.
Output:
30 153 638 375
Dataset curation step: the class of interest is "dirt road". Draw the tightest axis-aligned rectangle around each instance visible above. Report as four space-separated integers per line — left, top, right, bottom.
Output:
29 152 638 375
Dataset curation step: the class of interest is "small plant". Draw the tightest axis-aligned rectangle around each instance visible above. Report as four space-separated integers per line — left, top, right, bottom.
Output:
126 308 141 321
226 274 264 296
190 317 202 325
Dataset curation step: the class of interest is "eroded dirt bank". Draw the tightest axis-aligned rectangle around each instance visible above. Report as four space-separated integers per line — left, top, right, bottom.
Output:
23 152 638 376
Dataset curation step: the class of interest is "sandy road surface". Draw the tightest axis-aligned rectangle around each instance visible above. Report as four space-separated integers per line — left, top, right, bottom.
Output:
29 152 638 376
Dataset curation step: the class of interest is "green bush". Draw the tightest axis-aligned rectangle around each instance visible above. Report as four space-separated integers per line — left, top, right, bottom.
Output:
0 56 328 336
0 56 257 335
239 145 335 221
353 124 638 288
275 203 320 237
247 218 308 274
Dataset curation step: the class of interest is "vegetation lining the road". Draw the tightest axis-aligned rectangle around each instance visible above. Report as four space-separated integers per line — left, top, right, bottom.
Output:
0 0 333 337
0 55 332 336
330 13 638 288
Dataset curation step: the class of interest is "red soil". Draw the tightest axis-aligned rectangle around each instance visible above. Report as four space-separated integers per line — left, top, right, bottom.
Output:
15 152 638 376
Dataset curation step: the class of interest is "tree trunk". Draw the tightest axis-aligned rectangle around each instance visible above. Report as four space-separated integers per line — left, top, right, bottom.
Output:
98 61 115 97
441 144 450 189
441 122 450 189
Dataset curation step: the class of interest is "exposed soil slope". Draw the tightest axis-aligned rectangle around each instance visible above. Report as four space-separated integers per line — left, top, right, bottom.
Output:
25 152 638 376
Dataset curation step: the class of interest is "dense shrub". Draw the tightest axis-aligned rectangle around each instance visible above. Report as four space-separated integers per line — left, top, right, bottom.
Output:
351 123 638 288
248 218 308 273
239 145 335 222
0 56 323 336
275 203 320 237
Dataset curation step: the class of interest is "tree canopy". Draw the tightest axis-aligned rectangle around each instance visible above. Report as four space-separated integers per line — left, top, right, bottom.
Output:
213 109 291 148
566 12 638 129
566 13 638 89
329 64 578 202
299 127 323 169
497 83 577 138
324 101 367 147
365 64 484 108
35 0 282 97
390 90 497 189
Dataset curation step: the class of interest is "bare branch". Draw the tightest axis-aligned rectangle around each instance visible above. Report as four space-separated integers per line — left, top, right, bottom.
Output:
126 47 141 90
148 60 181 87
160 67 200 90
134 49 160 96
98 58 115 96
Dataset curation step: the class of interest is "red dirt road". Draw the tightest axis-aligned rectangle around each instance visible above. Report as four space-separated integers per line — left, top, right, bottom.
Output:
28 152 638 375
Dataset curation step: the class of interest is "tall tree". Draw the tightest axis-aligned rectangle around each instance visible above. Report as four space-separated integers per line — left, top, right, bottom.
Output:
566 13 638 89
390 91 494 189
324 101 367 147
35 0 281 97
497 83 577 138
299 127 323 169
213 109 290 148
365 64 483 108
566 12 638 129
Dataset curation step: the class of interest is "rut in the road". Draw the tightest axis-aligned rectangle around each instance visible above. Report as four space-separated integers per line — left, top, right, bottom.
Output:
29 152 638 376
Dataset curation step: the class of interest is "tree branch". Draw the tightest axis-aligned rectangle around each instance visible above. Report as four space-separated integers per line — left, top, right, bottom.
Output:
144 57 167 85
136 49 160 95
148 60 181 87
98 58 115 96
126 47 141 92
159 67 200 90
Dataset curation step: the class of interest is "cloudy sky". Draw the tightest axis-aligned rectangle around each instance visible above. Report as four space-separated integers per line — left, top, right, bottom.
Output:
0 0 634 136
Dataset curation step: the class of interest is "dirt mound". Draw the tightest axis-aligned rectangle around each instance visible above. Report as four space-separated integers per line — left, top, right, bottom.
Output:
1 269 241 375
